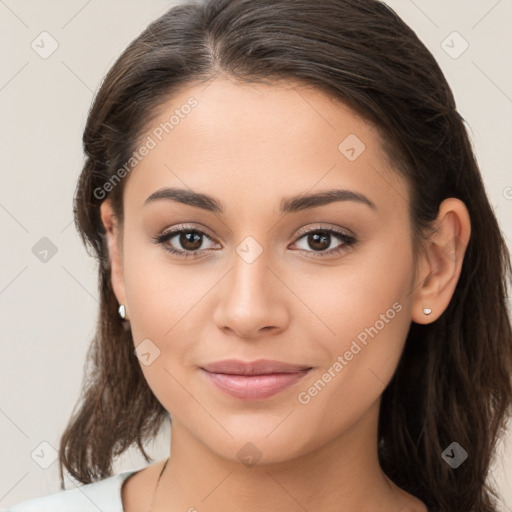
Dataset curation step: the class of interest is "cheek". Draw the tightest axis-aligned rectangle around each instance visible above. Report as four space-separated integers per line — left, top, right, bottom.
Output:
121 238 201 411
121 231 208 338
300 226 413 332
121 234 215 404
297 230 414 400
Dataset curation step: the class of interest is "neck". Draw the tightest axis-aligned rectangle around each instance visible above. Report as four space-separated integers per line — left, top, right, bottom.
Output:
152 399 418 512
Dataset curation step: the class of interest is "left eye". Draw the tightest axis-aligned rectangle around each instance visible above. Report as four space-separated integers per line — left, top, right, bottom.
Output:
292 229 355 255
151 225 357 259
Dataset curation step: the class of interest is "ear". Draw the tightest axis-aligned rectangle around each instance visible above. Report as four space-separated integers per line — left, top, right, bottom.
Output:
100 199 128 320
411 198 471 324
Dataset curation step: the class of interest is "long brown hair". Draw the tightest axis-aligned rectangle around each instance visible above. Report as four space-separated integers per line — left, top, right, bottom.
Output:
61 1 512 510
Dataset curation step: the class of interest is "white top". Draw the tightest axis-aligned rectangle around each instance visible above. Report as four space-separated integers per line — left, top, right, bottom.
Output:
4 469 139 512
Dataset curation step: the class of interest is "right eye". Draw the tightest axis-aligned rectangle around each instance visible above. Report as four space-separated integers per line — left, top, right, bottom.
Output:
151 225 220 258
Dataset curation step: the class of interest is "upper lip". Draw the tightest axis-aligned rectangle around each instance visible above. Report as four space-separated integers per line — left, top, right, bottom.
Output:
201 359 312 375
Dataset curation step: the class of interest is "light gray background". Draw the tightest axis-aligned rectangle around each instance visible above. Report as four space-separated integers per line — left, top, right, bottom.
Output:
1 0 511 510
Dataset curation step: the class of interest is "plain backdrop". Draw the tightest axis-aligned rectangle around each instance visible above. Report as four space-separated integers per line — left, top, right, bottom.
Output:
1 0 511 510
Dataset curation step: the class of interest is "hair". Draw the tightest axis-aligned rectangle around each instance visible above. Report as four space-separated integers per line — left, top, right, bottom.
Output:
59 0 512 510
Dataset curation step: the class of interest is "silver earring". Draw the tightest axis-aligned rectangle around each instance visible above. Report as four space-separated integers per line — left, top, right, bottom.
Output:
423 307 432 315
118 304 126 319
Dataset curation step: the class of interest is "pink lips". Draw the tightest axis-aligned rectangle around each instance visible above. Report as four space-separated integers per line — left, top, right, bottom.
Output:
200 359 312 400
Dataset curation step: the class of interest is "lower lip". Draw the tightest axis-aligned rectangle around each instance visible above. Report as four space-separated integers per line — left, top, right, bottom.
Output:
201 369 311 400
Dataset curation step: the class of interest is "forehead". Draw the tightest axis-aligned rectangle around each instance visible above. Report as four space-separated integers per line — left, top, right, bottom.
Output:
123 77 409 217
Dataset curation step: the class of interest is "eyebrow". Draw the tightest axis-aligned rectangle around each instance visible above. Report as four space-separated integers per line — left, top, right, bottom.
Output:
144 187 377 214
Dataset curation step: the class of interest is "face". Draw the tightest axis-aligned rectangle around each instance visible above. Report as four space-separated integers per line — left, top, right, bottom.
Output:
102 77 419 464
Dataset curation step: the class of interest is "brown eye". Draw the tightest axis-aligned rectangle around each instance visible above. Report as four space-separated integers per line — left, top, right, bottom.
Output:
292 227 357 258
152 226 218 258
305 231 332 251
177 231 203 251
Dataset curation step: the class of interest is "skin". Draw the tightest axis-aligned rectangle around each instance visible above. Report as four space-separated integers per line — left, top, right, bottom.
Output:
100 76 471 512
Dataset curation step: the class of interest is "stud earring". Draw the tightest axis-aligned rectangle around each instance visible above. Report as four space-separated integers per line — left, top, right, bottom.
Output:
423 307 432 315
118 304 126 319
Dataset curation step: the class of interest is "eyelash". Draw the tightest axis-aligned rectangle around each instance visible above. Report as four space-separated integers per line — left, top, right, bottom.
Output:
150 224 357 259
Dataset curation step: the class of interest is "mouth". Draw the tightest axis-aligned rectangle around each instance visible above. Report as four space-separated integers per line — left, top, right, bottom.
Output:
200 359 313 400
200 358 312 375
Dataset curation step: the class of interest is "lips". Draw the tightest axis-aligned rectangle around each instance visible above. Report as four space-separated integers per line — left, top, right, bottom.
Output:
200 358 312 376
200 359 313 400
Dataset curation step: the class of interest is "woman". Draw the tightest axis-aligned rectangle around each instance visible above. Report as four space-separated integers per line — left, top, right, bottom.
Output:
7 0 512 511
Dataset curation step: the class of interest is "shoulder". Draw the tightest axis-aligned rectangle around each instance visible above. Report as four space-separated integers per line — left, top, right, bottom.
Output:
4 470 138 512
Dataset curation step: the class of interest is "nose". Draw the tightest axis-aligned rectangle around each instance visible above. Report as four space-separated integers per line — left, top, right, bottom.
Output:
213 246 290 340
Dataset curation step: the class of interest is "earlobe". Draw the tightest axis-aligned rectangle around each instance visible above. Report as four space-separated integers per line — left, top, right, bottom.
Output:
411 198 471 324
99 200 128 319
